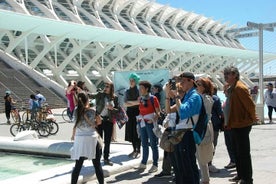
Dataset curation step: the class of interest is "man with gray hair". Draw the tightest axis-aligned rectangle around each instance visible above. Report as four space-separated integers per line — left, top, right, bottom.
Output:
223 66 258 184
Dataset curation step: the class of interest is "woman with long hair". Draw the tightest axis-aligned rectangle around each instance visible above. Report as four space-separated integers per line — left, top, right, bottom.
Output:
70 92 104 184
88 81 119 166
195 77 214 184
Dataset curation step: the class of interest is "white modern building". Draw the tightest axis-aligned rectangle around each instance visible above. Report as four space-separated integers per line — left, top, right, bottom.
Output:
0 0 276 93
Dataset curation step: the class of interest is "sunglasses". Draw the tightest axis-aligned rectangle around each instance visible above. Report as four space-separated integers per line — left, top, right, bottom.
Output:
196 82 202 86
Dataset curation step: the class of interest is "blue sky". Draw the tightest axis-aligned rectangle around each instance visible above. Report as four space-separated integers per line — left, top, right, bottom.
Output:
156 0 276 74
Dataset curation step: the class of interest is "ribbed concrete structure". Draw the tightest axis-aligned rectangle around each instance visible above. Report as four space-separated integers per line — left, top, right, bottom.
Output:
0 0 276 91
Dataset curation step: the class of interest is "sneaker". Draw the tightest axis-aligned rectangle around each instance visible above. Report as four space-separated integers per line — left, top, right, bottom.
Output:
148 165 158 173
208 164 219 173
229 175 240 182
133 152 141 159
224 162 236 169
154 172 171 178
137 163 147 170
128 151 135 158
104 159 113 166
7 120 11 125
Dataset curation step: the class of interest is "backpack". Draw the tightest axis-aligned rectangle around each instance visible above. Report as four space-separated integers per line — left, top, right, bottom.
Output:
190 96 208 145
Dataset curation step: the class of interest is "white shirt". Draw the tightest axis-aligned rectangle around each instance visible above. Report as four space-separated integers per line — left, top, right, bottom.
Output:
264 89 276 107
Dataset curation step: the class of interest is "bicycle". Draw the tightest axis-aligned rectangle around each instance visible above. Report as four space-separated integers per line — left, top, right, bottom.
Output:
10 119 51 137
10 106 22 124
37 103 59 135
21 108 31 122
62 108 73 123
9 121 26 136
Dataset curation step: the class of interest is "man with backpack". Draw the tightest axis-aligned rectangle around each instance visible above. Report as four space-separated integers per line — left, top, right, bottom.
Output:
165 72 202 184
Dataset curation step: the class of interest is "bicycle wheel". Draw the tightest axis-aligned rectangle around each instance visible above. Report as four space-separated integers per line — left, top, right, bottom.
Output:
10 124 25 136
37 122 50 137
47 120 59 135
62 108 71 123
22 112 30 122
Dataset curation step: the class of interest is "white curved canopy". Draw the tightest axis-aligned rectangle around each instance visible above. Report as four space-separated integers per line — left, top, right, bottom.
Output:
0 0 275 91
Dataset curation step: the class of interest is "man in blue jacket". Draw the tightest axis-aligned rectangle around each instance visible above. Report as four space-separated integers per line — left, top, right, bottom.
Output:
165 72 201 184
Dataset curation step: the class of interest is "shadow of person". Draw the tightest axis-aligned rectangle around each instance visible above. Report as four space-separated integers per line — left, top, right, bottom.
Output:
210 167 236 179
109 154 133 166
106 169 149 183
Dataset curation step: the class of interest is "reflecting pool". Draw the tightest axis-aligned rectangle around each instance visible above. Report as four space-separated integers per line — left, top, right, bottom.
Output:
0 152 73 181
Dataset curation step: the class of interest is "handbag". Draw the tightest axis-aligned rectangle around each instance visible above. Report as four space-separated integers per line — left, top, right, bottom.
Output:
113 106 128 129
159 130 174 152
168 129 187 145
153 121 163 138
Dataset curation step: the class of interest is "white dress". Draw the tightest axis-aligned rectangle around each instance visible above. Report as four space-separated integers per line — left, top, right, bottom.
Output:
71 109 98 160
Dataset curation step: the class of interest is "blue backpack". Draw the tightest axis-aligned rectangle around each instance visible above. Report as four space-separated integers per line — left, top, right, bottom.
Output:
190 96 208 145
32 100 39 111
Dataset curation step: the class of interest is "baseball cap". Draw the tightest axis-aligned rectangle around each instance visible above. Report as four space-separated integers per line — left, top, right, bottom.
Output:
178 72 195 81
267 82 273 86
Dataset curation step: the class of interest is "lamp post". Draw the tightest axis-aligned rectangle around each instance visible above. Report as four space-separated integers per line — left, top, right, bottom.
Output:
247 22 276 123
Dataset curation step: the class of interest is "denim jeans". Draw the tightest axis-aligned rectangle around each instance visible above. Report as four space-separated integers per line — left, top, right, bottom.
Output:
139 122 159 166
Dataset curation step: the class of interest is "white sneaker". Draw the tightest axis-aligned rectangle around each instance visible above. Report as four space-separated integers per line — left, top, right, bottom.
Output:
137 163 146 170
208 164 219 173
148 165 158 173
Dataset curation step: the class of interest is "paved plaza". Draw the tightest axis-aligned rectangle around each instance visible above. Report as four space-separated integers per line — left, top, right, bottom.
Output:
0 108 276 184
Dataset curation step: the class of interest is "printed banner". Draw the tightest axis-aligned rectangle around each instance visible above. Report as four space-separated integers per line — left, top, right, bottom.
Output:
113 69 170 104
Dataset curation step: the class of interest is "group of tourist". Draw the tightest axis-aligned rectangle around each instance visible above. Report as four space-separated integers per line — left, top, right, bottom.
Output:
4 90 46 123
52 66 266 184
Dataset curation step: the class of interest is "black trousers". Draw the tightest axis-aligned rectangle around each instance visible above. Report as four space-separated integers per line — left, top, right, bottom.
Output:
174 131 199 184
224 129 236 164
71 143 104 184
97 118 113 160
5 109 11 120
267 105 276 121
232 126 253 183
162 151 172 175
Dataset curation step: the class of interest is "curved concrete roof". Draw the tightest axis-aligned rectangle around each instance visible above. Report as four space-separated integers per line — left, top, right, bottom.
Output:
0 0 275 91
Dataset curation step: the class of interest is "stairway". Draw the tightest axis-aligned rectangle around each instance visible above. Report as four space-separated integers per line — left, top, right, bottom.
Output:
0 60 66 113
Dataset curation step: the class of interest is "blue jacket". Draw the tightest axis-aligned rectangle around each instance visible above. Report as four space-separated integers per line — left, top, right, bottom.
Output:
179 87 202 120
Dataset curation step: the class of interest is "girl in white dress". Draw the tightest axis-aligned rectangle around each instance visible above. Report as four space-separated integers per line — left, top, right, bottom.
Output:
71 92 104 184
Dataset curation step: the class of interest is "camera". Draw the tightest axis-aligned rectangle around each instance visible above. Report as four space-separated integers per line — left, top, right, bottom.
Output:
169 79 176 90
